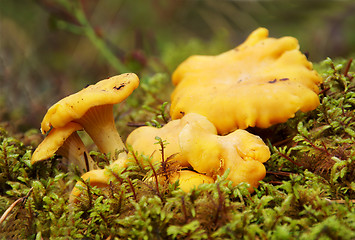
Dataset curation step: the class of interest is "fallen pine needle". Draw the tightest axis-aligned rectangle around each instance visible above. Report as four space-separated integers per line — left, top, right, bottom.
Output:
0 187 33 225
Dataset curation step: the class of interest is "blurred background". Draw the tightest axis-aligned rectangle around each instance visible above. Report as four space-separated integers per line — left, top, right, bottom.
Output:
1 0 355 135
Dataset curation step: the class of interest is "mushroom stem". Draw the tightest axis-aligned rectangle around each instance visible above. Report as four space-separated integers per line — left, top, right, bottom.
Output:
77 104 127 160
57 132 98 172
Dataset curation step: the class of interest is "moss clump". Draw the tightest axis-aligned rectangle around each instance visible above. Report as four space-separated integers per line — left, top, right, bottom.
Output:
266 58 355 199
0 58 354 239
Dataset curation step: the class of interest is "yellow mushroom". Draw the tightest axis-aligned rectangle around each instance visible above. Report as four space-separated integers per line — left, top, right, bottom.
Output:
69 153 137 203
70 114 218 201
143 169 214 193
31 122 98 173
170 27 323 134
179 116 270 192
169 170 214 192
40 73 139 165
69 169 110 203
126 113 216 167
69 113 267 199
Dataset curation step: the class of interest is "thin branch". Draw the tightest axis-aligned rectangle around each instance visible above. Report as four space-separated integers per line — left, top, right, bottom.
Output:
0 187 33 225
324 199 355 204
129 150 144 172
85 179 93 209
148 161 162 200
75 1 129 73
343 58 353 77
302 137 331 156
127 178 138 203
110 170 124 184
277 151 303 167
268 181 283 185
266 171 294 177
127 122 151 128
36 0 80 25
213 183 227 227
319 86 331 95
181 196 188 224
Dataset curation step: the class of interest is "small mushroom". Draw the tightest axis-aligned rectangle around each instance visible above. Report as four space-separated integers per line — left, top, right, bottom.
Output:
179 115 270 192
144 169 214 193
169 170 214 192
69 169 110 203
31 122 98 173
126 113 216 167
170 27 323 134
40 73 139 164
70 154 137 203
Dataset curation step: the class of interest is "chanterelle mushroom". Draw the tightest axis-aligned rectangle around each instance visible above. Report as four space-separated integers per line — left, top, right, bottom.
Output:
40 73 139 164
69 169 110 203
170 27 323 134
71 114 218 201
31 122 98 173
126 113 216 168
70 155 134 203
179 114 270 192
169 170 214 192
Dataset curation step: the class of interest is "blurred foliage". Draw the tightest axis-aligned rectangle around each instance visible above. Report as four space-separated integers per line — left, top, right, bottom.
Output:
0 57 354 239
1 0 355 134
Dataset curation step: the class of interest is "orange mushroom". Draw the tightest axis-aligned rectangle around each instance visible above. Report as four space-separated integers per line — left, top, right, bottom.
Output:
169 170 214 192
178 114 270 192
69 169 110 203
40 73 139 165
126 113 216 168
170 27 323 134
31 122 98 173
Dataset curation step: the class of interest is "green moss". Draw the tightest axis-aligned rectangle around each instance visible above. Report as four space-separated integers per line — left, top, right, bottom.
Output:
0 58 354 239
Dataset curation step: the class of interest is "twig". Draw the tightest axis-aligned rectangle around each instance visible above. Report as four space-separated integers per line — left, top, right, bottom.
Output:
181 196 188 224
0 187 33 225
302 137 330 156
127 178 138 203
343 58 353 77
266 171 294 177
272 136 295 147
75 1 129 73
127 122 151 127
277 151 303 167
148 161 162 201
319 86 331 95
37 0 80 25
85 179 93 209
325 198 355 204
268 181 283 185
128 150 144 172
213 183 224 226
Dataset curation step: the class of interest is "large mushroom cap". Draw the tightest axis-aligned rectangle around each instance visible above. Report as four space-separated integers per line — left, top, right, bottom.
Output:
41 73 139 134
170 28 323 134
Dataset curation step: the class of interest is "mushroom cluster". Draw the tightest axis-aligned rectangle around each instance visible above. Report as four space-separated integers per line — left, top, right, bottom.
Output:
31 27 323 201
126 113 270 192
